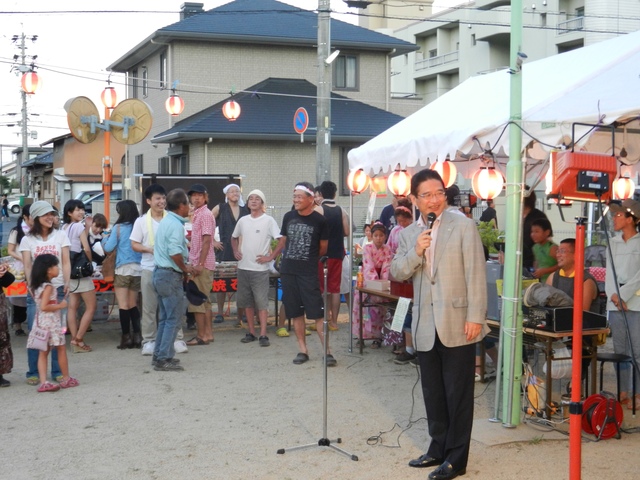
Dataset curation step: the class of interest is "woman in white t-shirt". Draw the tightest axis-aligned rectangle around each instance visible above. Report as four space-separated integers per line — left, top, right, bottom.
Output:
18 201 71 385
62 200 96 353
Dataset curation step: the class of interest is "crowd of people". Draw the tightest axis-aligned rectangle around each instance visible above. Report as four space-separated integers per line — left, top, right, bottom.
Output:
1 173 640 480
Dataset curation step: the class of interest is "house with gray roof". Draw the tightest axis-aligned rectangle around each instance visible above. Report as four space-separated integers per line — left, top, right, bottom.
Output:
107 0 416 218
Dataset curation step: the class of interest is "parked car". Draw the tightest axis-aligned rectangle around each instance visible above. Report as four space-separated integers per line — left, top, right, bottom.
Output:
83 190 122 214
8 199 22 214
74 190 104 203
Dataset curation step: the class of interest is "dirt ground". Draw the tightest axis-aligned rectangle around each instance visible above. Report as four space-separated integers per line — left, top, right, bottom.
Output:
2 305 639 480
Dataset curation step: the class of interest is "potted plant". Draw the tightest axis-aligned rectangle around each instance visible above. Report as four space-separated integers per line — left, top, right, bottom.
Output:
477 221 505 255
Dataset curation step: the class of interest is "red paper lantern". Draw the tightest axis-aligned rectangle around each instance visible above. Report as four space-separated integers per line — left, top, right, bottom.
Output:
430 160 457 188
471 167 504 200
165 94 185 116
613 175 635 200
21 71 40 94
101 86 118 109
347 169 370 194
387 169 411 197
222 100 241 121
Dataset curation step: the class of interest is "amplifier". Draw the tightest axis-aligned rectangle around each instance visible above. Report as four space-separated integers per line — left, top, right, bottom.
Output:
522 306 607 332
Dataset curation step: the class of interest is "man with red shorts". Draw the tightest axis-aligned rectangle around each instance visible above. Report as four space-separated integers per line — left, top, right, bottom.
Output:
315 181 349 331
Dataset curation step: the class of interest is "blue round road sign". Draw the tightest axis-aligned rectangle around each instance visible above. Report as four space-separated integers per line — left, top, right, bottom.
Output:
293 107 309 134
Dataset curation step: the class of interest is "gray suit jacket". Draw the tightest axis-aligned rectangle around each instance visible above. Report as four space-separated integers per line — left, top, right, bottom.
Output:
390 211 489 351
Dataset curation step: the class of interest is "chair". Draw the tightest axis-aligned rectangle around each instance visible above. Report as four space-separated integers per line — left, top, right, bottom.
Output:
584 245 606 267
597 352 636 414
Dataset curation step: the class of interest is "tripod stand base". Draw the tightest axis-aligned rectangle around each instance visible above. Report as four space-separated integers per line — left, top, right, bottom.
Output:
277 437 359 461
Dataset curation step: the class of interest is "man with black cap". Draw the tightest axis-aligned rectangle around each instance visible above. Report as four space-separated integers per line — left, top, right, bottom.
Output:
185 184 216 346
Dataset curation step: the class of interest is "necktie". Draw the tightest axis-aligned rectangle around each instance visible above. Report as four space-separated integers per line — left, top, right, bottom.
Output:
429 218 440 276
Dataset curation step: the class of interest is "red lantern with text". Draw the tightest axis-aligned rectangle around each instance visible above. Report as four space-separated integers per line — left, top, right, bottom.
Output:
387 170 411 197
222 100 241 121
165 94 185 116
613 175 635 200
430 160 457 188
21 71 40 94
101 86 118 109
347 169 371 194
472 167 504 200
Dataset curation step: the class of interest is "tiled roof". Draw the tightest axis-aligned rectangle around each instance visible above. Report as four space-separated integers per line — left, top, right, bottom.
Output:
22 151 53 167
152 77 404 143
109 0 416 71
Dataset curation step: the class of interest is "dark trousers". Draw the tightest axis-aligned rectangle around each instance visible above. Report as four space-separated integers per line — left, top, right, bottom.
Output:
417 334 476 470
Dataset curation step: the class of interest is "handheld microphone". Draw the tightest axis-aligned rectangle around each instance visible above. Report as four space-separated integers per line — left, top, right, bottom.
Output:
426 212 437 230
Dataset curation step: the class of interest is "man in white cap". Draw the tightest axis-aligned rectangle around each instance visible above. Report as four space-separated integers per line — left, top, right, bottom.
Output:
231 189 281 347
211 183 249 324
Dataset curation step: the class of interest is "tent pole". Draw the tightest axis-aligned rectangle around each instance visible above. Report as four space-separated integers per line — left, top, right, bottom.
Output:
500 0 525 428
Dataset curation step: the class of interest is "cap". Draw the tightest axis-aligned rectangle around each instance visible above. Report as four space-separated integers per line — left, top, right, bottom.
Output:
247 189 266 204
610 199 640 221
188 184 207 196
29 201 55 220
185 280 209 306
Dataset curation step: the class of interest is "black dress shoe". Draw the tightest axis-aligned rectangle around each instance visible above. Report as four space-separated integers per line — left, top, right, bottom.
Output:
428 461 466 480
408 453 442 468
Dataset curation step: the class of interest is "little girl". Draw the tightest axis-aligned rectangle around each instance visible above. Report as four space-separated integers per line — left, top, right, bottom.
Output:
352 222 393 348
27 254 79 392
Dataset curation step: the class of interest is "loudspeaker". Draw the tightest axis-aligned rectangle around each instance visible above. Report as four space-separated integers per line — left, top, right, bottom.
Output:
486 262 503 320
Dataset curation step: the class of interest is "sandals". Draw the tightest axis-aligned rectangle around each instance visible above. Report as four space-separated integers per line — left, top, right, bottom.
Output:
26 376 39 386
71 337 92 353
276 327 290 337
38 382 60 393
293 352 309 365
186 337 209 346
59 377 80 389
371 339 382 349
241 333 257 343
213 314 225 324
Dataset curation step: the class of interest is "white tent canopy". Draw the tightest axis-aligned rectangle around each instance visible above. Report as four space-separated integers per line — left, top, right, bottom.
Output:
348 30 640 177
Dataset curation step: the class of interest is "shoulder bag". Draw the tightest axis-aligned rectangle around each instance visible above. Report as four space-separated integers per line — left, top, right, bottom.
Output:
101 225 119 283
27 313 50 352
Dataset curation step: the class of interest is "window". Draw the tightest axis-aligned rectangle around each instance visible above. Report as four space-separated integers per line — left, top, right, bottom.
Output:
134 154 143 174
428 49 438 58
172 155 189 174
471 34 476 46
158 156 170 174
575 7 584 17
160 53 167 89
131 69 138 98
142 67 148 97
334 54 358 90
339 147 353 196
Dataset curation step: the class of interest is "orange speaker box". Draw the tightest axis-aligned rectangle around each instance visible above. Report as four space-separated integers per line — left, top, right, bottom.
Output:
546 151 617 202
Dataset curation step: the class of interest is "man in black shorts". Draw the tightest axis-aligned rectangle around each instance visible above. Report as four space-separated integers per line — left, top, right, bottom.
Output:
269 182 333 366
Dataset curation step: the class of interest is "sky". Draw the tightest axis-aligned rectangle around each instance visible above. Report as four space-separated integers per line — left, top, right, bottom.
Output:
0 0 455 166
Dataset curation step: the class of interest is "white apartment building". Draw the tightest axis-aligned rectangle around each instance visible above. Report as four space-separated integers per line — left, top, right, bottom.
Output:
356 0 640 106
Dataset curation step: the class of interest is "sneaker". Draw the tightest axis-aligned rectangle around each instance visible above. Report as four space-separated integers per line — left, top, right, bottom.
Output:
276 327 290 337
394 351 417 365
154 360 184 371
15 328 26 336
174 340 188 354
141 341 155 356
325 354 337 367
409 356 418 367
241 333 257 343
259 336 270 347
152 357 181 367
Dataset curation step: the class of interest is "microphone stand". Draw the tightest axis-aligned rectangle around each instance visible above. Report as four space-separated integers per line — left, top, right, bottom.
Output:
277 256 358 461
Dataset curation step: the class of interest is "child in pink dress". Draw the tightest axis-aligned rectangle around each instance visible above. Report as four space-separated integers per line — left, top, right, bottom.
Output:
352 223 393 348
27 254 79 392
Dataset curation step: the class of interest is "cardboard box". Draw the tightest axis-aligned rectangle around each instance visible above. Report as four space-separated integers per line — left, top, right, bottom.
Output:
365 279 390 292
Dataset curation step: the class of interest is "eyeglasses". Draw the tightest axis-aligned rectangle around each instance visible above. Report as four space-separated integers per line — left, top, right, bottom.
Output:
415 190 446 201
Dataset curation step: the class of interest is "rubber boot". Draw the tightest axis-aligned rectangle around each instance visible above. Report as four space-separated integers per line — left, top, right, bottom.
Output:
117 334 133 350
132 332 142 349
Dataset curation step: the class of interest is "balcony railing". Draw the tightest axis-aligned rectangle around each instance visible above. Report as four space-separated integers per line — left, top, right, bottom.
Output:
557 16 584 35
415 50 459 71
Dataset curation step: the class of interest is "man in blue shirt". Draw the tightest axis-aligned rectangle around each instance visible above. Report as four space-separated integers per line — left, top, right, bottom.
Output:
152 189 194 371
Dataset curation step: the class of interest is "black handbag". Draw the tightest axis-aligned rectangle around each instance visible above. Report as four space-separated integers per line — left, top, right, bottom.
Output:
70 251 94 279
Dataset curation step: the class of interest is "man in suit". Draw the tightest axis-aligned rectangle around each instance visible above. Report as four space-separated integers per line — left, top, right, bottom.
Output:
391 169 488 480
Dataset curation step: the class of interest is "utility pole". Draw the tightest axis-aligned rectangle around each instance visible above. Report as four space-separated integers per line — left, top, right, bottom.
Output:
316 0 332 184
12 32 38 194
